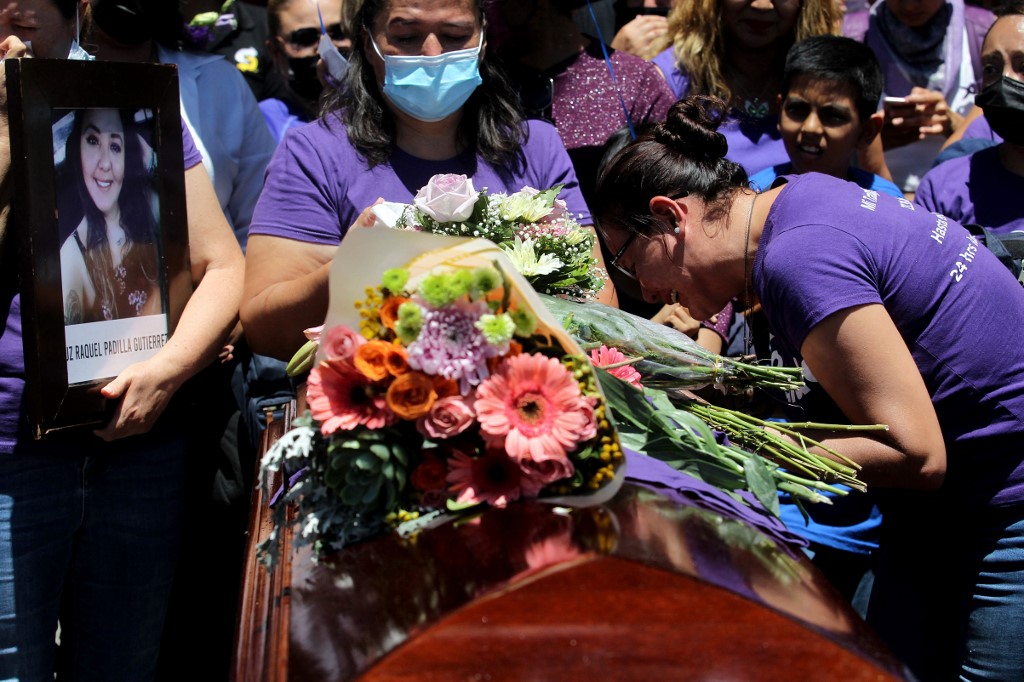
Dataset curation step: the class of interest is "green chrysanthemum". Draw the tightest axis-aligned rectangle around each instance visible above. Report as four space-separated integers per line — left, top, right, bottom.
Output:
510 308 537 337
450 270 474 298
381 268 409 293
418 272 461 308
395 301 423 343
472 266 502 294
475 313 516 345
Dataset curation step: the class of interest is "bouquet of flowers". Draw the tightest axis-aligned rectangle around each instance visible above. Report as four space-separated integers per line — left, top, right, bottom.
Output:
260 229 624 563
589 356 872 516
371 173 605 300
542 294 804 394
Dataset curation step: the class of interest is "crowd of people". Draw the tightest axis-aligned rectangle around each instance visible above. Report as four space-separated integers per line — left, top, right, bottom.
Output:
0 0 1021 680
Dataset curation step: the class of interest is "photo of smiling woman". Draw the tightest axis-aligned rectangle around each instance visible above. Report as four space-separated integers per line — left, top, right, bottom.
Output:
57 107 162 325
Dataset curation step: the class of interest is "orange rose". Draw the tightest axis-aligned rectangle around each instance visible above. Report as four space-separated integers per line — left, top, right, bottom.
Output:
432 376 460 399
385 343 410 376
355 340 392 382
386 371 437 420
411 452 448 492
379 296 410 331
487 340 522 372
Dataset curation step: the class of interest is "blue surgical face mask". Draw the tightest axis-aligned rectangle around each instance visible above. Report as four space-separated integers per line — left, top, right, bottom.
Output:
369 36 483 122
316 0 349 87
67 40 95 61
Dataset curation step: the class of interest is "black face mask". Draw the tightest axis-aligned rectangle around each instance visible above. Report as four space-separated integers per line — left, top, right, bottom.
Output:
975 75 1024 146
288 55 323 102
90 0 154 46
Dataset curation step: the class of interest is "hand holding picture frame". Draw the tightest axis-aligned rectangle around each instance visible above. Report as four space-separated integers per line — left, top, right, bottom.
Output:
6 59 191 438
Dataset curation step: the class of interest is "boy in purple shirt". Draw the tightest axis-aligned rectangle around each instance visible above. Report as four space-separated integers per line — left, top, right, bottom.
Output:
750 36 902 199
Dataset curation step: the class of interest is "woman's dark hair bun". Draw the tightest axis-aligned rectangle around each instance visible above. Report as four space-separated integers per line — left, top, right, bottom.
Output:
655 96 729 161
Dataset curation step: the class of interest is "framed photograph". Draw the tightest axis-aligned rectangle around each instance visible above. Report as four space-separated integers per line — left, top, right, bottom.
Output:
6 59 191 438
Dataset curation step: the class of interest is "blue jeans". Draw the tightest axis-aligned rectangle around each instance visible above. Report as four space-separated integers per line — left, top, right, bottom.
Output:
0 430 186 682
867 491 1024 681
959 505 1024 682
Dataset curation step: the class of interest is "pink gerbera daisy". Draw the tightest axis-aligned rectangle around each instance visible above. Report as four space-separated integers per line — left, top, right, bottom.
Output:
475 353 596 464
589 345 643 389
446 448 542 508
306 361 395 435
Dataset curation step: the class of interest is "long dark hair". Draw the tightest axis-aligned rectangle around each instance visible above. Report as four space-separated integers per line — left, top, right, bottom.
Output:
321 0 526 169
65 108 159 319
593 96 748 239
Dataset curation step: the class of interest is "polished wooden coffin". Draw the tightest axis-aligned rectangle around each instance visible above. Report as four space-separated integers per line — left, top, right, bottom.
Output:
234 406 906 681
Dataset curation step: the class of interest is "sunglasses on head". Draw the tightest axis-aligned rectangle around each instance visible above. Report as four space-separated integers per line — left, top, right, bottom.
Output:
287 23 345 48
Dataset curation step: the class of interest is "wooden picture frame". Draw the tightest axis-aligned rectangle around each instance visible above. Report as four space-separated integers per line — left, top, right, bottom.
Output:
6 59 191 438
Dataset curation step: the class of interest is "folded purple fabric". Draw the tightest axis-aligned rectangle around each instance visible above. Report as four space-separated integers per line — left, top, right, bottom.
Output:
624 448 809 553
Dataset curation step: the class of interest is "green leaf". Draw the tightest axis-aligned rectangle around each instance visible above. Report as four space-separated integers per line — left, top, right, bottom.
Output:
666 409 720 454
362 477 382 504
643 434 690 469
595 368 654 431
340 483 363 505
391 443 408 467
324 466 343 489
616 429 648 454
535 184 564 207
330 451 347 470
370 443 391 461
744 454 780 516
353 453 377 471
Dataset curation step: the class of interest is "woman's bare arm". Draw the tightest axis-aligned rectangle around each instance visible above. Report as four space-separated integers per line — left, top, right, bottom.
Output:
797 303 946 489
240 234 338 360
95 162 244 440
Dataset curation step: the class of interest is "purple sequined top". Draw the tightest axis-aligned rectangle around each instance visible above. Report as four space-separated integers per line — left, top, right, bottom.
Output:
550 42 675 151
547 42 677 200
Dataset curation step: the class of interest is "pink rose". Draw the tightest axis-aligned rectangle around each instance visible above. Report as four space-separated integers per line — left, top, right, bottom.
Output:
417 395 476 439
413 174 480 222
545 198 568 222
319 325 366 370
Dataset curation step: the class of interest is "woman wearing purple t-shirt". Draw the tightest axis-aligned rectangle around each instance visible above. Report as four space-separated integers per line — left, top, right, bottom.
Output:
243 0 616 361
593 96 1024 681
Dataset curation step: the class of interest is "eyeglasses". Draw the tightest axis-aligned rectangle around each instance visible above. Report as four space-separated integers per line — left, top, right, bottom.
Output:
607 190 689 283
287 23 345 48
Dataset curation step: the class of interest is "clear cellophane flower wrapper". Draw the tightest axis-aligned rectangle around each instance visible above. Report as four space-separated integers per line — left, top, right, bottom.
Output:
539 294 803 394
261 228 625 562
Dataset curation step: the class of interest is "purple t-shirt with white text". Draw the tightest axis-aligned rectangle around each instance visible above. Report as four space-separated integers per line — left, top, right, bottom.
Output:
248 117 592 244
914 146 1024 234
755 173 1024 506
0 123 203 453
